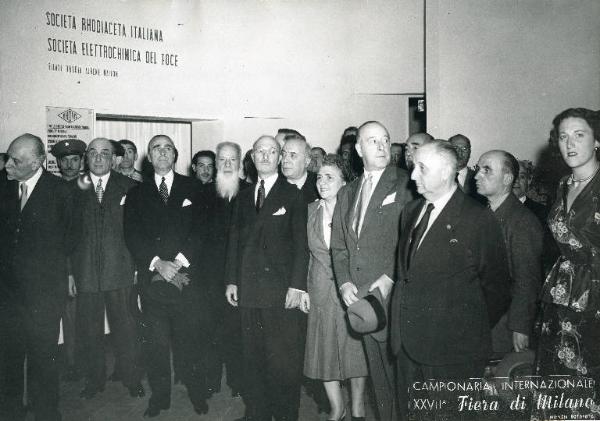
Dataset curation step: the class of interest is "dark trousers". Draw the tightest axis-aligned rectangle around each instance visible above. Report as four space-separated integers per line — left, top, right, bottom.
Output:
77 287 141 389
62 296 77 368
396 345 486 421
0 300 25 420
363 336 398 421
221 305 244 393
141 287 209 409
0 298 62 421
240 307 304 421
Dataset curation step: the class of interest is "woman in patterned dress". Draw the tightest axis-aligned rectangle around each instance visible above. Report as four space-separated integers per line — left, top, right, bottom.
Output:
301 154 368 421
537 108 600 414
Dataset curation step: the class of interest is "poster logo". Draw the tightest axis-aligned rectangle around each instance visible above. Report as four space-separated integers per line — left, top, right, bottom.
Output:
57 108 81 123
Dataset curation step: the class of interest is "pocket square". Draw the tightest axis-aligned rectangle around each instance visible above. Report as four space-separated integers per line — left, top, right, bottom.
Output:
273 207 286 216
182 199 192 207
381 192 396 206
120 195 126 206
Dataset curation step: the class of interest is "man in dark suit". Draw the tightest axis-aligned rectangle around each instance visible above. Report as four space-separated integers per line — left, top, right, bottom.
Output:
513 159 558 274
0 133 73 421
390 140 511 420
124 135 209 417
331 121 413 421
198 141 249 398
71 138 144 399
449 134 485 203
475 150 543 354
225 135 308 421
281 133 319 204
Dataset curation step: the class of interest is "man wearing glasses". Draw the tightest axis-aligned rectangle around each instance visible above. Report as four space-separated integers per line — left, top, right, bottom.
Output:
70 138 144 400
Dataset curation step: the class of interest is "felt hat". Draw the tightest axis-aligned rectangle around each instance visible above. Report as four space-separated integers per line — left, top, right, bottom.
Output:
347 287 388 341
50 139 87 158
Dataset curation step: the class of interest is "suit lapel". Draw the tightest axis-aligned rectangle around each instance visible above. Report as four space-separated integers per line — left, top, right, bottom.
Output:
345 179 361 243
402 199 426 272
21 171 51 214
360 167 396 235
256 176 286 221
410 189 464 270
311 203 328 249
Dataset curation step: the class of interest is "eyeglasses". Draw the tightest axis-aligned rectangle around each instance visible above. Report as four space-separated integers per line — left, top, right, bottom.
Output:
87 150 113 160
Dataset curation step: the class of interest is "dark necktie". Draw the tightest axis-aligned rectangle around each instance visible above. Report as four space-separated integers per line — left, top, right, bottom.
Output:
407 203 435 269
159 177 169 203
256 179 265 213
20 183 28 211
95 178 104 203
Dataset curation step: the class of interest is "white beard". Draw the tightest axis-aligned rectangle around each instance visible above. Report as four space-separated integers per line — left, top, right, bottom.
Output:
216 171 240 200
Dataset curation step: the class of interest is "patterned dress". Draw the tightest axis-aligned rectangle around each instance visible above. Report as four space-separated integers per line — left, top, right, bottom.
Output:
537 173 600 407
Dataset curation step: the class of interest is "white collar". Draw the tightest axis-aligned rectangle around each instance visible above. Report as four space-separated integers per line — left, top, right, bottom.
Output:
90 171 111 188
429 184 457 213
362 168 386 187
287 171 308 189
154 170 174 187
20 167 43 194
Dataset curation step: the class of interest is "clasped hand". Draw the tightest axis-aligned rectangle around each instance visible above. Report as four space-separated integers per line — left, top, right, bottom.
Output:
155 259 189 291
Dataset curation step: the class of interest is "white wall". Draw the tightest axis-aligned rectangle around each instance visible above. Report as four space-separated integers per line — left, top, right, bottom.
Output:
0 0 424 155
426 0 600 165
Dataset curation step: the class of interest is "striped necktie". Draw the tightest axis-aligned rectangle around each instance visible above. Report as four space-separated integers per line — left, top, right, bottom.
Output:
159 177 169 203
95 178 104 203
20 183 28 211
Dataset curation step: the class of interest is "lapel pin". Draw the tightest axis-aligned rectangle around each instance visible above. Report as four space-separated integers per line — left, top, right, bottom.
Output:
446 224 452 230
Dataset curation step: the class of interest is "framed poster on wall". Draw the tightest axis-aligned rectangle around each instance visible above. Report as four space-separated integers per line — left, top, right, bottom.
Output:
46 106 94 175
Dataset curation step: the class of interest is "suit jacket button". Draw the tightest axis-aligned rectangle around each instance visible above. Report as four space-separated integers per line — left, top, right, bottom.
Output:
264 267 270 272
156 237 160 241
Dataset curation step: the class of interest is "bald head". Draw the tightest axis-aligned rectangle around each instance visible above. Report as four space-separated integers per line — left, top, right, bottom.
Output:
475 150 519 206
5 133 46 181
87 138 114 176
356 121 391 171
252 135 281 178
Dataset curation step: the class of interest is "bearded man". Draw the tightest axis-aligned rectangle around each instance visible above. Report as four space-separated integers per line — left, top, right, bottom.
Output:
197 142 249 398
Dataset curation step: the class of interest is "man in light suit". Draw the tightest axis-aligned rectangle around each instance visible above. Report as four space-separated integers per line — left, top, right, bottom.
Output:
124 135 209 418
390 140 511 420
71 138 144 399
225 135 308 421
331 121 413 421
475 150 543 355
0 133 73 421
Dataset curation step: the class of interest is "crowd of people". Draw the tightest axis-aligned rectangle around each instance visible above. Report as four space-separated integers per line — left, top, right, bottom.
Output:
0 107 599 421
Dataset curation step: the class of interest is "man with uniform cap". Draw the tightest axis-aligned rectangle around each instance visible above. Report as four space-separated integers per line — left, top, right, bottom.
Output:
50 138 87 382
51 139 87 181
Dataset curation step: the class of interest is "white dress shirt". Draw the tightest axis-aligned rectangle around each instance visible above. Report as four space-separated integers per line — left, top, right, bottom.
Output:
414 185 457 249
89 171 111 191
355 168 385 234
149 169 190 271
254 172 279 203
457 167 468 189
153 170 174 194
20 167 43 198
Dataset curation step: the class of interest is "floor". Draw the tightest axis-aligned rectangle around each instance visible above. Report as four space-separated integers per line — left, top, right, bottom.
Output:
23 353 376 421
